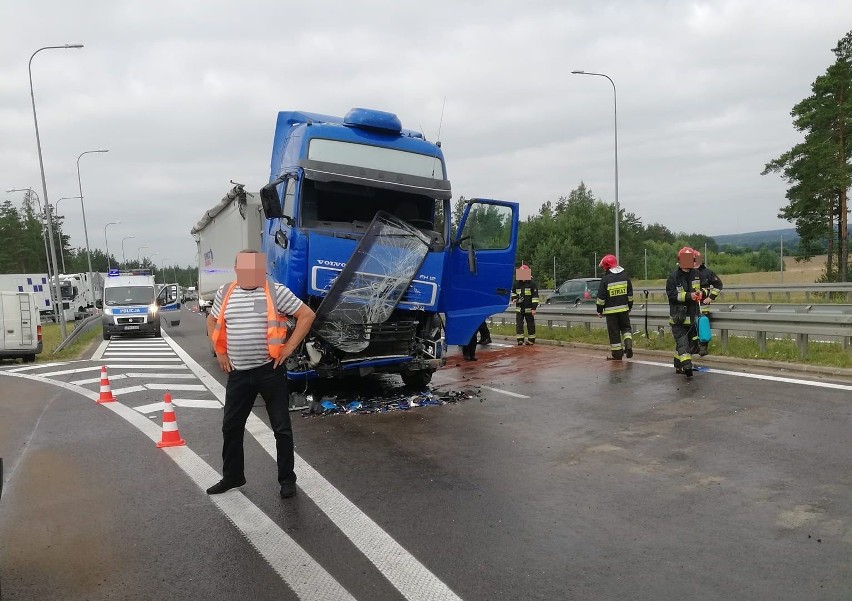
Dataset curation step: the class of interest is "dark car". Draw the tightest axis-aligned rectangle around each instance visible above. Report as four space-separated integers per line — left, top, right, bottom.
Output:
546 277 601 304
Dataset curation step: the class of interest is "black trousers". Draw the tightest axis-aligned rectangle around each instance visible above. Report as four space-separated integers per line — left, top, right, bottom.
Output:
462 332 477 359
515 310 536 340
222 361 295 485
605 312 632 358
671 323 698 368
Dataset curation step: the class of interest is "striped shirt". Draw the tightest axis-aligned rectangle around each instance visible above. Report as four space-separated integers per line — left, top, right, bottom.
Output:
211 282 303 370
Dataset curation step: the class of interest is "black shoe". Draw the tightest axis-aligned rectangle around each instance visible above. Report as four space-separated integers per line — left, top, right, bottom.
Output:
524 340 535 346
517 340 524 346
280 482 297 498
206 478 246 495
464 355 478 361
698 344 708 357
479 338 492 345
684 367 693 378
624 339 633 358
675 367 684 374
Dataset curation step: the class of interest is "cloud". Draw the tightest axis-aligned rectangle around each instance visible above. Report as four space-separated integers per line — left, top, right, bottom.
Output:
1 0 850 268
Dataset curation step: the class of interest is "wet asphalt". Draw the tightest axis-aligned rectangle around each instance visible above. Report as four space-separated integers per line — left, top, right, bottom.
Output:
1 306 851 600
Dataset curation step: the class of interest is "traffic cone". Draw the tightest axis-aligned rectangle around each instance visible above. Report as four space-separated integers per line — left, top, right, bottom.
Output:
97 365 116 403
156 393 186 448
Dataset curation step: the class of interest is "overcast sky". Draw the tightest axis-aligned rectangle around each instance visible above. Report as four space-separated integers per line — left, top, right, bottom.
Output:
2 1 850 267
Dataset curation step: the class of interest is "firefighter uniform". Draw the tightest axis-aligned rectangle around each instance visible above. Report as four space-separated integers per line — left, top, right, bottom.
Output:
665 264 707 376
512 278 539 345
596 265 634 360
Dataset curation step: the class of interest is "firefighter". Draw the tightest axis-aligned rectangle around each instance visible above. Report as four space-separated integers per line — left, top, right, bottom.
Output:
512 264 539 345
665 247 709 377
693 250 723 356
595 254 634 360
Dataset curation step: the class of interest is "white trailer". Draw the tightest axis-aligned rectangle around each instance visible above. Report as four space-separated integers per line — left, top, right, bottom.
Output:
191 185 262 313
0 273 56 321
0 291 43 362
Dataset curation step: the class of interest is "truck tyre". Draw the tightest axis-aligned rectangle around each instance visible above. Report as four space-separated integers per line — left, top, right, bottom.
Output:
23 354 36 363
401 369 434 390
103 330 111 341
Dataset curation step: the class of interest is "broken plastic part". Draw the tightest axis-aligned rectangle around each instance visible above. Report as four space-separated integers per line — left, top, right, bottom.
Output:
312 211 431 353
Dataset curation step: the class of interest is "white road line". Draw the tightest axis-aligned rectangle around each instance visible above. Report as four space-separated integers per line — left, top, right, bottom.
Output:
104 364 189 370
135 399 222 413
98 357 182 362
145 383 208 391
6 362 67 372
479 385 530 399
91 339 109 360
123 373 198 379
72 374 128 385
0 370 356 601
39 365 105 377
162 331 463 601
631 359 852 391
110 385 147 395
103 351 177 356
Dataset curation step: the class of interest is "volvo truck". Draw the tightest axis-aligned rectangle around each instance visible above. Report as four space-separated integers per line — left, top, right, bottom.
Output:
193 107 519 388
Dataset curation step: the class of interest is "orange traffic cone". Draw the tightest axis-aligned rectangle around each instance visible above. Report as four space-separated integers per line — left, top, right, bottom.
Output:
97 365 116 403
156 393 186 448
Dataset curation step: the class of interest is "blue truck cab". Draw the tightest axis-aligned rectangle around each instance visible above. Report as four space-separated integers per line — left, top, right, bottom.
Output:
259 108 519 388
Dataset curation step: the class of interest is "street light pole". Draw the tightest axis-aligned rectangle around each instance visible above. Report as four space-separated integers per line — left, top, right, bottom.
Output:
77 149 108 309
30 43 84 338
104 221 120 270
571 70 620 262
121 236 135 270
137 245 150 267
149 253 160 281
55 196 82 274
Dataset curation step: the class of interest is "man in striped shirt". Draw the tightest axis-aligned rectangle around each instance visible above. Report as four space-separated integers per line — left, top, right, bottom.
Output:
205 250 315 498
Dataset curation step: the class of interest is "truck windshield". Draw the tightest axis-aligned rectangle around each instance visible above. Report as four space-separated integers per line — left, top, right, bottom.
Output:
60 284 75 300
308 139 444 179
105 286 154 306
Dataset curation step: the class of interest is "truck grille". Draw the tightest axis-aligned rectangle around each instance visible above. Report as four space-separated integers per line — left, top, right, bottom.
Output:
346 320 416 358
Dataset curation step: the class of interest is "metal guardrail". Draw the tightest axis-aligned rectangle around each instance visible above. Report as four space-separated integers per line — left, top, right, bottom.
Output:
492 304 852 358
540 283 852 303
54 313 101 353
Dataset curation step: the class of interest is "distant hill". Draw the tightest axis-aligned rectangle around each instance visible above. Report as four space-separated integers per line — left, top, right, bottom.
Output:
713 226 851 250
712 228 798 249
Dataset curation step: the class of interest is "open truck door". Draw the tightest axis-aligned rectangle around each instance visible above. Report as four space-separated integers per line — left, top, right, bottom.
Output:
441 198 519 345
157 283 182 327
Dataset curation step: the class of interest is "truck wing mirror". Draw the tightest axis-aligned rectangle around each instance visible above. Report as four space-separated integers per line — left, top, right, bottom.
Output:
95 299 103 309
261 175 294 223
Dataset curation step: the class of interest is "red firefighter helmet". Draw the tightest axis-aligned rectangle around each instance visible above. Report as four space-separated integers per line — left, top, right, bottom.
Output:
677 247 695 269
599 254 618 271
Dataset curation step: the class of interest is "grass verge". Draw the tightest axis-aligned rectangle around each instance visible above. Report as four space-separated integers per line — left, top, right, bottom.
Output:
39 321 101 363
490 324 852 369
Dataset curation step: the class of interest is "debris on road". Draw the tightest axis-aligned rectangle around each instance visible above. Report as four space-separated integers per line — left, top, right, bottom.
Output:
302 387 482 417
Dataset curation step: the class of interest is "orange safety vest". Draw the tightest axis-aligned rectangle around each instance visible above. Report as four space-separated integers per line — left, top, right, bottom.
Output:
210 280 288 359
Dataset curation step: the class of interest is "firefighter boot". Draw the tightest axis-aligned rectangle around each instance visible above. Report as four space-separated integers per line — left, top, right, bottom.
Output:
624 337 633 358
682 360 694 378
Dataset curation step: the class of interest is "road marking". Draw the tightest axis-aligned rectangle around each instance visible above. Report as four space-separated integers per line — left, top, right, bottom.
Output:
110 385 147 395
145 383 208 391
98 357 182 362
134 399 222 413
0 370 357 601
92 339 109 360
6 362 68 372
72 374 128 385
480 385 530 398
103 351 177 356
162 330 463 601
631 359 852 391
40 365 105 377
104 364 189 370
123 372 198 379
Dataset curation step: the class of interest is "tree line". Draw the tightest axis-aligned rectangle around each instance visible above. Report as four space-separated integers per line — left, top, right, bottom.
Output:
0 190 195 285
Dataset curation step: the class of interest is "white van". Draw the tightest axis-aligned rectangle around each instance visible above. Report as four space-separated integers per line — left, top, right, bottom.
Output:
0 291 43 363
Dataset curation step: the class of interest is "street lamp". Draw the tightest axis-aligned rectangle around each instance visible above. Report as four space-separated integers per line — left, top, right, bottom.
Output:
149 252 160 279
137 245 150 267
29 43 84 338
55 196 82 274
104 221 120 270
121 235 135 269
77 149 108 311
572 70 620 262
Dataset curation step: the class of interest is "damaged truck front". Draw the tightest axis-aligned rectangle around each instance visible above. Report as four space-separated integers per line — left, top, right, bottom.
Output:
194 108 519 388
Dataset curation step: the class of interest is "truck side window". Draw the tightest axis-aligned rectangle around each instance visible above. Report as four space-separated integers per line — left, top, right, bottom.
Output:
282 178 296 220
459 203 513 251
